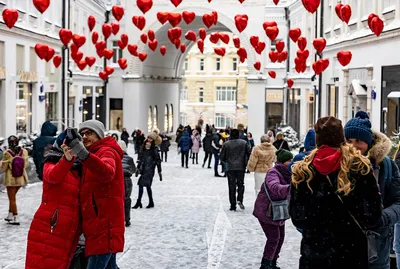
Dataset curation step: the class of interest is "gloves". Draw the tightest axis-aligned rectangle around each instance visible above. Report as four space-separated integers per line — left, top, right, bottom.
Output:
69 135 89 161
159 172 163 181
65 128 80 147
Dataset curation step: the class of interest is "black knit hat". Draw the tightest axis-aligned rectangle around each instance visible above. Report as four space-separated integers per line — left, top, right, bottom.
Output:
314 116 345 148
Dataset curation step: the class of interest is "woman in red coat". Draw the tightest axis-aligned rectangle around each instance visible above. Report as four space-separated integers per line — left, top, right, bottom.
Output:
26 133 81 269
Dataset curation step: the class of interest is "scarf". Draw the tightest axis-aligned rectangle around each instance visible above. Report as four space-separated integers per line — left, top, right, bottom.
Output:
312 145 342 175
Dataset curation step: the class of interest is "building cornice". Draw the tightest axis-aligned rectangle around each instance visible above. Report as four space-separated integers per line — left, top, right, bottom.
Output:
0 24 60 46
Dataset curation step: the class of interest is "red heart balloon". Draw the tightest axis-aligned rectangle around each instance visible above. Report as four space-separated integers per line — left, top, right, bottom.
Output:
171 0 182 7
45 47 55 62
99 71 108 81
312 61 323 75
95 41 106 52
139 52 148 62
171 27 182 40
202 13 214 29
136 0 152 14
250 36 259 49
35 44 49 60
288 28 302 43
180 44 186 53
105 66 114 75
88 15 96 32
371 16 384 36
183 11 196 24
53 55 62 68
85 56 96 67
92 32 99 44
160 46 167 56
70 43 78 55
168 13 182 27
268 71 276 78
297 37 307 51
157 12 169 25
340 5 352 24
313 38 326 54
368 13 378 29
212 11 218 25
255 42 266 55
132 16 146 31
73 34 86 48
199 28 206 40
112 5 125 20
214 48 226 57
273 0 279 5
237 47 247 59
174 39 181 49
238 0 245 3
335 4 343 20
118 40 126 50
234 14 248 33
2 9 18 29
278 51 288 62
103 49 114 60
148 40 158 51
118 58 127 69
73 51 83 63
297 49 309 60
148 30 156 41
254 62 261 71
265 26 279 41
287 79 294 88
102 24 112 39
111 23 120 35
128 44 138 56
337 51 352 66
233 37 241 48
141 33 148 44
119 34 128 47
301 0 320 14
239 57 246 63
269 51 278 63
220 33 230 44
321 59 330 71
263 21 277 31
77 60 87 71
33 0 50 14
197 40 204 54
185 30 197 42
276 40 285 53
96 48 104 58
59 29 73 46
295 63 307 73
210 33 220 44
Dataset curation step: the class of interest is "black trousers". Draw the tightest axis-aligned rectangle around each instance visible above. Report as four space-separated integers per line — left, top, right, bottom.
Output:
192 153 198 164
227 170 245 209
124 178 133 222
203 152 212 167
161 151 168 162
181 151 189 167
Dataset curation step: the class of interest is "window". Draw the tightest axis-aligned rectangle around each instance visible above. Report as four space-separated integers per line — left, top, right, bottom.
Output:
216 86 236 101
153 106 158 130
199 87 204 103
328 85 339 118
215 113 234 129
112 41 123 64
216 58 221 71
270 40 277 52
180 88 188 101
164 105 169 132
199 58 204 71
232 58 238 71
180 112 187 126
148 106 153 133
169 104 174 133
184 59 188 71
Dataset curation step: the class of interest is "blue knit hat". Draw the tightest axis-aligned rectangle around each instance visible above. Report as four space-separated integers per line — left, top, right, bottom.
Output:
344 110 373 145
304 129 316 152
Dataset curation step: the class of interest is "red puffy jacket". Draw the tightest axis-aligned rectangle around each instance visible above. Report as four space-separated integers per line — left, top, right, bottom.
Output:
80 136 125 256
26 158 81 269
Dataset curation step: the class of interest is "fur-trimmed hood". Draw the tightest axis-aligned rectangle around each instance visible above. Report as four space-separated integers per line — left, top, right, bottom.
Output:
368 131 392 164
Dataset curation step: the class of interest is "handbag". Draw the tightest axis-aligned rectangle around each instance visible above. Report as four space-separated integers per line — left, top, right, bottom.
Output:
326 175 380 264
263 181 290 221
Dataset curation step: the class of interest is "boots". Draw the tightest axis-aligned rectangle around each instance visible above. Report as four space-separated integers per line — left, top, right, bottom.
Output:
4 212 13 222
8 215 20 226
260 259 273 269
271 260 281 269
132 200 143 209
146 199 154 208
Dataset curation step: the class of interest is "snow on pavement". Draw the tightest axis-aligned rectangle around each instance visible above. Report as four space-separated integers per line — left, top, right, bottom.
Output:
0 146 301 269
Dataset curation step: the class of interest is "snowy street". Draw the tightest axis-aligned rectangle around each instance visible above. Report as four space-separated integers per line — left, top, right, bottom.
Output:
0 145 301 269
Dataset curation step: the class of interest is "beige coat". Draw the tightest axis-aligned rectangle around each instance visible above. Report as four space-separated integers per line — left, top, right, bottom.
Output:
0 148 29 187
247 142 276 173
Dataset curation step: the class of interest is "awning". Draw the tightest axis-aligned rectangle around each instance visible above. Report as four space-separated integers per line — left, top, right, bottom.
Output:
348 79 367 96
387 92 400 99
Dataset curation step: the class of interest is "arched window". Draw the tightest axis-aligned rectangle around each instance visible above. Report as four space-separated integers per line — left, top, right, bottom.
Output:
169 104 174 132
164 104 169 133
148 106 153 133
153 106 158 130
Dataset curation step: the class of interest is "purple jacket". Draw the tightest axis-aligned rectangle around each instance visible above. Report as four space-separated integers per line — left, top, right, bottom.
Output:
253 163 292 226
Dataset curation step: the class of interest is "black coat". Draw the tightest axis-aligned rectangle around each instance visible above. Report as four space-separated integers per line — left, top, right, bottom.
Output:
160 135 171 152
212 134 222 154
134 134 145 148
202 133 213 154
137 147 161 187
220 139 251 171
122 153 135 179
121 132 130 146
290 168 382 269
273 139 290 151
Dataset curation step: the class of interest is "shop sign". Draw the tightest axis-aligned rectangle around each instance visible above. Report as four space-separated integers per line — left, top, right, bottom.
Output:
18 71 38 82
0 67 5 80
266 89 283 103
45 83 58 92
349 69 368 83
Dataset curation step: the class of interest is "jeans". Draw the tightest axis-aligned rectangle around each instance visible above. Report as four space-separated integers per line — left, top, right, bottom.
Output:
161 151 168 162
259 220 285 260
370 225 393 269
124 178 133 223
134 144 139 154
394 223 400 269
227 170 245 209
213 152 220 175
87 253 117 269
203 153 212 167
181 151 189 167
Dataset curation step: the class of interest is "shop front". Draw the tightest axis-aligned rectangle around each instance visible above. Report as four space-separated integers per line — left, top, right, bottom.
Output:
382 65 400 136
265 89 284 133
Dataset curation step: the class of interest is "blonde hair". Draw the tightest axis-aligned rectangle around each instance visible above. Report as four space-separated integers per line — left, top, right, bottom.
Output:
292 143 371 195
393 142 400 161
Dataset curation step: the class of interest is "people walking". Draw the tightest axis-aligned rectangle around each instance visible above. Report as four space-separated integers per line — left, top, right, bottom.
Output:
344 111 400 269
394 142 400 269
133 132 162 209
1 135 28 225
119 141 136 227
220 129 251 211
237 123 249 142
152 128 163 146
160 133 171 162
253 149 293 269
32 121 57 180
202 130 213 169
248 134 276 195
273 132 290 151
67 120 125 269
212 131 223 177
191 130 201 165
26 130 81 269
175 125 184 144
133 129 145 154
290 116 382 269
266 130 275 144
247 132 255 150
288 129 316 172
178 131 192 169
121 127 130 146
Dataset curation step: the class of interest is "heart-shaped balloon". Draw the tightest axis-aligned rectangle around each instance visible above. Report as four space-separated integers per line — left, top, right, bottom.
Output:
92 32 99 44
233 37 240 48
220 33 230 44
255 42 266 55
118 58 127 69
180 44 186 53
2 9 18 29
337 51 352 66
96 48 104 58
340 5 352 24
174 39 181 49
238 0 245 3
59 29 73 46
250 36 259 48
287 79 294 88
77 60 87 71
70 43 78 56
95 41 106 52
235 14 248 33
313 38 326 54
214 48 226 57
53 55 62 68
273 0 279 4
335 3 343 20
148 30 155 41
88 16 96 32
297 49 309 60
199 28 206 40
269 51 278 63
321 59 330 70
136 0 152 14
371 16 384 36
265 26 279 41
120 34 128 46
171 0 182 7
263 21 277 31
157 12 169 25
301 0 320 14
212 11 218 25
312 61 322 75
182 11 196 24
105 66 114 75
73 51 83 63
102 24 112 39
295 63 307 73
254 62 261 71
148 40 158 51
111 22 120 35
289 28 302 43
99 71 108 81
168 13 182 27
237 47 247 59
73 34 86 48
268 71 276 78
203 13 214 29
278 51 288 62
197 40 204 54
132 16 146 30
141 33 148 44
239 57 246 63
185 31 197 42
35 44 49 60
118 40 126 50
210 33 220 44
128 44 138 56
103 49 114 60
85 56 96 67
276 40 285 53
45 47 55 62
171 27 182 40
139 52 148 62
368 13 378 30
160 46 167 56
112 5 125 20
297 37 307 51
33 0 50 14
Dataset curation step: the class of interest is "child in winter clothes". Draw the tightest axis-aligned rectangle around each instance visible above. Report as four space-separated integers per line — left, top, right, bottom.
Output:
253 149 293 269
160 134 171 162
191 130 201 165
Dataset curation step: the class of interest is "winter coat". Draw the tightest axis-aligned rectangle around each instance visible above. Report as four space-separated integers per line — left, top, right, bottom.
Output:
134 133 145 148
289 130 316 172
178 131 193 153
249 138 255 150
153 129 163 146
1 148 29 187
122 153 135 180
137 146 161 187
121 131 130 146
175 127 184 143
160 135 171 152
32 121 57 180
247 142 276 173
203 133 213 154
191 134 201 153
273 139 290 151
290 160 382 268
253 163 291 226
212 133 222 154
79 136 125 256
26 152 81 269
220 138 251 171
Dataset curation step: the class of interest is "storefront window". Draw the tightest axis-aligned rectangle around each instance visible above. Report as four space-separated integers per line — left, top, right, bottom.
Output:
16 83 32 134
45 92 58 121
328 85 338 118
148 106 153 133
109 98 123 131
266 89 284 131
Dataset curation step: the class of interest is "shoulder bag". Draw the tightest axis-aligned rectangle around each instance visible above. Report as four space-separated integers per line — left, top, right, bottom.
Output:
263 178 290 221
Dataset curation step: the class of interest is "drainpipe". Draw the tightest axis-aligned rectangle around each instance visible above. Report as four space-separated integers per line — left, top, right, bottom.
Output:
61 0 66 127
103 10 111 127
284 7 290 126
318 1 324 118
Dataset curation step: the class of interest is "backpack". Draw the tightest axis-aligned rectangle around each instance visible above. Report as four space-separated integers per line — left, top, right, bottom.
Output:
383 156 392 185
7 149 25 178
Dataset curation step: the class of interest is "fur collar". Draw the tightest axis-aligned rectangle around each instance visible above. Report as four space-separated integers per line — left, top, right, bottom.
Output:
368 131 392 164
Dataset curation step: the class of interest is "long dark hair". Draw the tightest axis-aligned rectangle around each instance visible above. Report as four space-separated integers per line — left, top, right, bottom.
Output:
141 138 156 151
